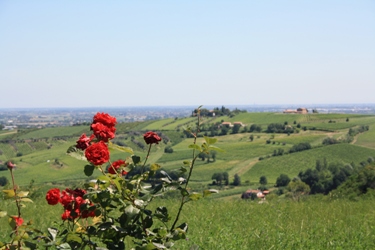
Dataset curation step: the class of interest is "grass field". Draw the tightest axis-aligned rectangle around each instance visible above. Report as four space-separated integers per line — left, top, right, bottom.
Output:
2 194 375 249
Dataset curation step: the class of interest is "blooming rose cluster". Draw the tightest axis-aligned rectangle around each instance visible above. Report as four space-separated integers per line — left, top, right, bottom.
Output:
46 188 96 220
75 112 117 165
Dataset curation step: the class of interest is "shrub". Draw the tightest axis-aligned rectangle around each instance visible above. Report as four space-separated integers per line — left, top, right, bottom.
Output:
164 146 174 153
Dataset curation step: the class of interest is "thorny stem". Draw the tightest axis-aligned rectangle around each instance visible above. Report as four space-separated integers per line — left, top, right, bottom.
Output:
9 168 22 249
170 109 201 231
141 144 153 175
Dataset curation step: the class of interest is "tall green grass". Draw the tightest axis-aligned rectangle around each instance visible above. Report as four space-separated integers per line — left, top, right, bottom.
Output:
2 195 375 249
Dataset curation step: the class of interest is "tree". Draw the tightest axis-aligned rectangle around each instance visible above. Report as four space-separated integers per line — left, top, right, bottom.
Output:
231 124 241 134
164 146 174 153
249 134 254 142
233 174 241 186
276 174 291 187
0 176 8 186
249 124 262 132
259 176 267 185
223 172 229 185
220 126 229 135
210 151 217 162
286 179 310 201
212 172 228 185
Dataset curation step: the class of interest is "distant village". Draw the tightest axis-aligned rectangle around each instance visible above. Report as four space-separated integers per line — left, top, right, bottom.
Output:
1 104 375 130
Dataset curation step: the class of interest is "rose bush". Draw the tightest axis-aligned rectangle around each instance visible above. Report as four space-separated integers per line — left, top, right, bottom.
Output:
1 107 221 249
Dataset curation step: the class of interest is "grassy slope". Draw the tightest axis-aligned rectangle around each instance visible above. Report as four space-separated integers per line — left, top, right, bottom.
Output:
17 125 89 139
1 112 374 188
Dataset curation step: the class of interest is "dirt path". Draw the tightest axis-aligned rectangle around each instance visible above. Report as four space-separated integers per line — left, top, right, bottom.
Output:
228 158 259 176
0 130 17 136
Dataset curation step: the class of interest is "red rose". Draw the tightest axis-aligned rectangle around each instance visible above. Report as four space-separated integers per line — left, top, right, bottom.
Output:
91 123 116 142
85 141 110 165
76 133 94 150
92 112 117 128
61 210 71 221
46 188 61 205
143 131 162 145
11 216 24 228
108 160 127 175
60 190 74 209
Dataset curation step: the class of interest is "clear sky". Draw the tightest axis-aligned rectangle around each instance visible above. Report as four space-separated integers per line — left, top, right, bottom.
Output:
1 1 374 108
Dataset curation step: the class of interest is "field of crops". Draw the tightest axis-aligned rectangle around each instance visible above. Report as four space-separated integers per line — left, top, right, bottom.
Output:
243 143 375 184
17 125 89 140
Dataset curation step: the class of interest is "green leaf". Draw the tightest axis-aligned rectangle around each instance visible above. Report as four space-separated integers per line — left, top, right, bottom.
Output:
208 145 224 152
203 189 219 197
66 232 82 243
17 191 29 198
124 163 134 173
20 198 33 203
0 210 7 218
188 144 201 151
152 243 167 249
112 179 122 192
132 155 141 165
125 204 140 217
204 136 217 145
201 142 209 152
182 160 191 167
66 145 78 153
2 189 15 199
189 192 202 201
136 243 157 250
97 175 111 189
84 164 95 177
150 163 161 171
56 243 71 249
108 142 134 154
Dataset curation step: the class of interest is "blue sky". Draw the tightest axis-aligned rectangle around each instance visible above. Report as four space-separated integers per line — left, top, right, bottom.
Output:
1 1 374 108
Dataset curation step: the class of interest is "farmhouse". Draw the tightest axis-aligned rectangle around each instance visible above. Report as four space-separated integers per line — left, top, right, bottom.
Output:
283 108 308 114
241 189 269 200
221 122 233 128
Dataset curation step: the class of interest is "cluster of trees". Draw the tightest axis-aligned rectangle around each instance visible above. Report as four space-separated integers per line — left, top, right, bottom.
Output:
298 159 353 194
249 124 262 133
266 123 296 134
192 106 247 117
332 162 375 199
348 125 369 137
274 157 375 199
210 172 242 186
289 142 311 153
211 172 229 185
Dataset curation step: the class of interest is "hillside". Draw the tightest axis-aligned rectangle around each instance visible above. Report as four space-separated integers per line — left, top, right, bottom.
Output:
1 111 375 192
